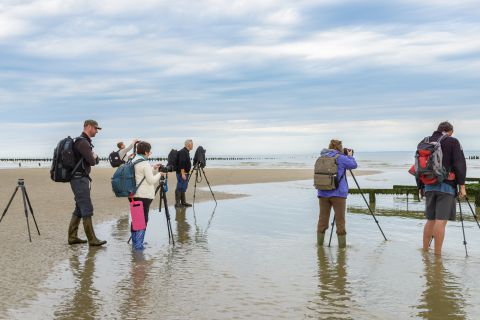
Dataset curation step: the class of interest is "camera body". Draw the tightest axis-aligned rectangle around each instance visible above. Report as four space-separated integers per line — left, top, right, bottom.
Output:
343 148 354 156
158 164 174 173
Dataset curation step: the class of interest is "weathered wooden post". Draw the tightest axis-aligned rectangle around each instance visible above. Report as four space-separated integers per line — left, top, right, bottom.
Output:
369 191 376 206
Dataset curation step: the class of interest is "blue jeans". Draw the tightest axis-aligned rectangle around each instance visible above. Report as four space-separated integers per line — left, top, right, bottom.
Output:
176 173 189 192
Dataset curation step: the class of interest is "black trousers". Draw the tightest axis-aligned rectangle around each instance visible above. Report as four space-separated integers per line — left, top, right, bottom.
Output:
70 177 93 218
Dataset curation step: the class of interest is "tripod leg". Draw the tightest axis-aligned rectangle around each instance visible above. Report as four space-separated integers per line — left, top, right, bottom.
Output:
465 197 480 229
162 190 175 245
201 167 217 205
328 216 336 247
350 170 388 241
0 187 19 224
187 168 195 183
23 188 40 235
192 169 199 208
458 199 468 257
20 187 32 242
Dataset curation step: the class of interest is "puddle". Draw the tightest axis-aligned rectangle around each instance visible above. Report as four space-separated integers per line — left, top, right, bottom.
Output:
7 180 480 319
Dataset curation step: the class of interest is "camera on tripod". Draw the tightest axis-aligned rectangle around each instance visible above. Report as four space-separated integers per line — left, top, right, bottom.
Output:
193 146 207 168
158 149 178 173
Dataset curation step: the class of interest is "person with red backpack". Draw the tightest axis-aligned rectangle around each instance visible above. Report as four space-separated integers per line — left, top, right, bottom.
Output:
416 121 467 255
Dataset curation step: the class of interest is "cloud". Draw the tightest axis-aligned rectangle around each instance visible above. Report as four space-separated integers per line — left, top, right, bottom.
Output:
1 0 480 156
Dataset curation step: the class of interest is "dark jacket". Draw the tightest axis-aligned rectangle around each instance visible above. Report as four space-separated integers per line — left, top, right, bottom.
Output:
73 132 99 176
427 131 466 188
176 147 191 173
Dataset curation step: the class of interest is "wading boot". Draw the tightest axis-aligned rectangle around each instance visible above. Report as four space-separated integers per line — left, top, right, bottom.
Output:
83 217 107 246
181 192 192 207
317 232 325 246
175 190 183 208
68 215 87 245
338 234 346 248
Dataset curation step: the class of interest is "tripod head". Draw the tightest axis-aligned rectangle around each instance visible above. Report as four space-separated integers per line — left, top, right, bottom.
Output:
17 179 25 186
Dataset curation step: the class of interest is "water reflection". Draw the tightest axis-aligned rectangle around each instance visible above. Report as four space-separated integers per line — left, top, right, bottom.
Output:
175 207 191 244
54 247 104 320
308 248 354 320
117 251 154 319
416 253 466 319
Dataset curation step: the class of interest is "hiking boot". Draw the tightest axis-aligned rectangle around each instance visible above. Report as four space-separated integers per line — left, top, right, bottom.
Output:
338 234 346 248
175 190 183 208
68 215 87 245
317 232 325 246
181 192 192 207
83 217 107 246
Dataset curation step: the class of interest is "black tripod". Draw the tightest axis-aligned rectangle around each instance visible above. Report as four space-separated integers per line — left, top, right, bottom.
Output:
127 177 175 245
0 179 41 242
188 164 217 207
455 196 480 257
328 170 387 247
156 177 175 245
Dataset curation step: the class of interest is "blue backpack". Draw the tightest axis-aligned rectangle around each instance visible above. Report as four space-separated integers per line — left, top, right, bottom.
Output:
111 159 146 197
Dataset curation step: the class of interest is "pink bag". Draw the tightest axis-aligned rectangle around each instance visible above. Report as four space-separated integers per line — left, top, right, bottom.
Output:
130 200 146 231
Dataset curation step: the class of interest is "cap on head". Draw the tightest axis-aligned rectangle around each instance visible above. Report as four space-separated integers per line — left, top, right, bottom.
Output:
84 119 102 130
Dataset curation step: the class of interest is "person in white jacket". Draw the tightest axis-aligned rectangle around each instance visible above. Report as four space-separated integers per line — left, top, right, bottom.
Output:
130 141 164 250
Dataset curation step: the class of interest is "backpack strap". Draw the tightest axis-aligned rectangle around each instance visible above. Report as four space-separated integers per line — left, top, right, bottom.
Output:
130 158 147 199
118 149 127 161
71 136 87 178
333 153 348 184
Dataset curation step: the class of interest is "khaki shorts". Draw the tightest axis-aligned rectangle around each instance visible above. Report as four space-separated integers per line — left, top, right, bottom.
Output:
425 191 456 221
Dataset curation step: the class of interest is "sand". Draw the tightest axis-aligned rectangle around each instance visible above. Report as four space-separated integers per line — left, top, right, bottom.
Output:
0 167 380 315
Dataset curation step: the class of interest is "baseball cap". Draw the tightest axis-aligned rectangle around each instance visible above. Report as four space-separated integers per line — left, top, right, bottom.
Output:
84 119 102 130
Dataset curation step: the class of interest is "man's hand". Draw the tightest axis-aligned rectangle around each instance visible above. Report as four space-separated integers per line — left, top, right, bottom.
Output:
182 173 187 180
458 185 467 199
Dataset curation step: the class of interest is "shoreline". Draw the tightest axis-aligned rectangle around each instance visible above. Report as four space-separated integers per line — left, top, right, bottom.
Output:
0 167 380 316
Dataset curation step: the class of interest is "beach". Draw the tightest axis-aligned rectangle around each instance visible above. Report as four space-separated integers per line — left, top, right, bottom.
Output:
0 167 378 317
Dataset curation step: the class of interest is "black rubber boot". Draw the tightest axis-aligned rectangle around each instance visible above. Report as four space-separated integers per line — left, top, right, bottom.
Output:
175 190 183 208
181 192 192 207
83 217 107 246
68 215 87 245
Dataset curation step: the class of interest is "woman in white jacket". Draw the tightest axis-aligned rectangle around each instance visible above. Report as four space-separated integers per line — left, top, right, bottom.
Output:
130 141 163 250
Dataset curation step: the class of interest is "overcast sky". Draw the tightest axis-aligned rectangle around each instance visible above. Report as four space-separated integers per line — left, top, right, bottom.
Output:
1 0 479 157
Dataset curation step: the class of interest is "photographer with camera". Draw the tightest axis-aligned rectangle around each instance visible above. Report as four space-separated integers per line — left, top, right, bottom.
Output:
316 139 357 248
175 139 193 208
130 141 165 250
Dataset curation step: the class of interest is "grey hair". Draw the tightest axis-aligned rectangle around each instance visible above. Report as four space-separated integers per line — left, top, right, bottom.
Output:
184 139 193 147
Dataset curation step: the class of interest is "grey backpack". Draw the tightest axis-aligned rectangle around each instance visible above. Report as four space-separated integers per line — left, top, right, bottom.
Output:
314 154 344 190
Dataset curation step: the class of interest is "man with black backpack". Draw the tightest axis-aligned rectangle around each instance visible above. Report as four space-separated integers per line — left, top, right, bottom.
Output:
418 121 466 255
68 119 106 246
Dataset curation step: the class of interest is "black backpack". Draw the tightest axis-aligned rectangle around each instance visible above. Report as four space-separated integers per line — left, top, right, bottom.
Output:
109 150 125 168
50 136 84 182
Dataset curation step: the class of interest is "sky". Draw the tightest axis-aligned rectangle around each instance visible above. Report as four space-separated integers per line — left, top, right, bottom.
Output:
1 0 480 157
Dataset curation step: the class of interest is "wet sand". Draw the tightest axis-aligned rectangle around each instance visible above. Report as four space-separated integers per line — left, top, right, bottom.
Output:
0 167 379 316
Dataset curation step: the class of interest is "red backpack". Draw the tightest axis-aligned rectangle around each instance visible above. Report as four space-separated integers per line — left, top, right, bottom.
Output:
408 134 454 185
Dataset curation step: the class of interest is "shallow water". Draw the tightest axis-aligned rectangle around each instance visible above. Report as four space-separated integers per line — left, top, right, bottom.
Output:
8 180 480 319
